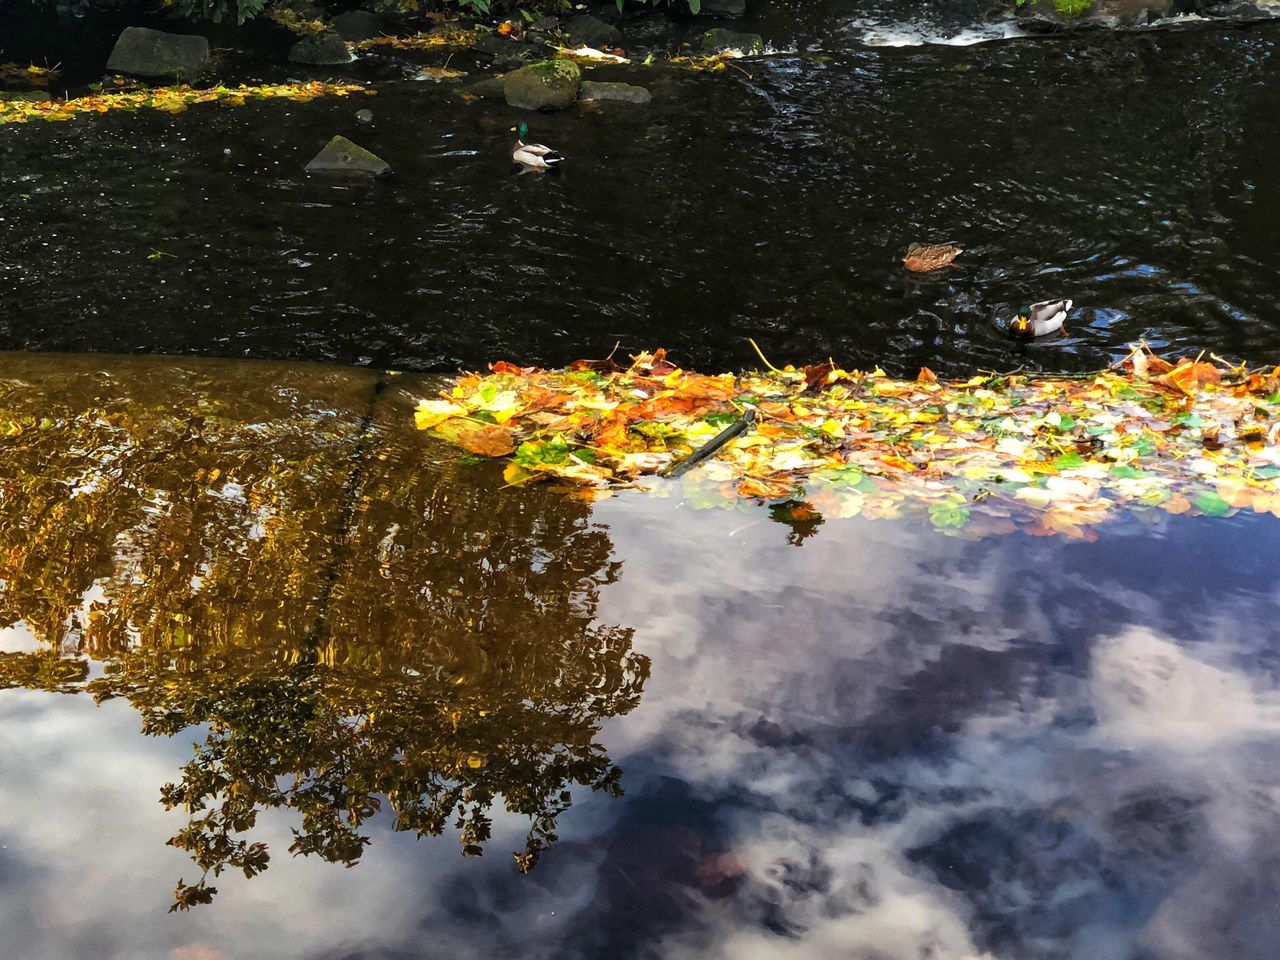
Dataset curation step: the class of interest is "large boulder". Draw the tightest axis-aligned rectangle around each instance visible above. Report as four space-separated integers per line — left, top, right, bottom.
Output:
700 28 764 54
106 27 210 80
579 81 652 105
305 136 390 177
462 76 508 101
289 29 355 66
564 14 623 48
502 59 581 111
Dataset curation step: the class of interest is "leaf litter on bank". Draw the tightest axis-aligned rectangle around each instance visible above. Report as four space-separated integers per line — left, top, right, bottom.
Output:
416 345 1280 539
0 80 371 126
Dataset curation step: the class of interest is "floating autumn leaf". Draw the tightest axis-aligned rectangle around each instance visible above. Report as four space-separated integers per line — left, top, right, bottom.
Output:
415 347 1280 539
0 81 370 127
903 242 963 273
353 29 476 51
432 418 515 457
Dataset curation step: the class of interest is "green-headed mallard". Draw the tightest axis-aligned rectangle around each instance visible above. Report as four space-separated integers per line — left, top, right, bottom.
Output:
510 122 564 171
1009 299 1072 340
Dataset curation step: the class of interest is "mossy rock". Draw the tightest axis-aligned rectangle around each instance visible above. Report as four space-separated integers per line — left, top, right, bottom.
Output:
289 29 355 66
579 81 652 106
105 27 210 80
305 136 391 177
502 59 582 112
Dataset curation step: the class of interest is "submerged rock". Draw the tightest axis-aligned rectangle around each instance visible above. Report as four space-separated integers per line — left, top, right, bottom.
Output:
463 76 508 101
503 59 582 111
106 27 210 80
305 136 390 177
289 29 355 66
565 14 623 48
700 28 764 54
332 10 388 42
579 81 652 105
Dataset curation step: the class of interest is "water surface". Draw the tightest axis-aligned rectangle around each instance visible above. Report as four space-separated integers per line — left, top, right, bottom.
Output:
1 354 1278 959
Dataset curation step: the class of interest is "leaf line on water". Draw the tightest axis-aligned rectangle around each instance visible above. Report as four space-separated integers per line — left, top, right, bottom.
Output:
0 80 372 126
416 345 1280 539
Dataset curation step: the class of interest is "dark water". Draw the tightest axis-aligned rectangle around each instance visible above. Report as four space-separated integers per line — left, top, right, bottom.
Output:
1 6 1279 377
2 353 1280 959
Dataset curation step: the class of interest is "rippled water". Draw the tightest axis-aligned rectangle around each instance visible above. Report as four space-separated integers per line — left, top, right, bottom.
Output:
1 10 1279 376
1 353 1279 959
4 5 1280 956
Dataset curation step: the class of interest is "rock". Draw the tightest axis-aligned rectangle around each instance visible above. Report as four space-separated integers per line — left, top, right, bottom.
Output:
565 13 624 48
699 28 764 54
1015 0 1175 31
305 136 390 177
355 108 374 124
105 27 210 80
579 80 651 105
502 59 581 112
462 76 508 101
289 29 355 66
332 10 387 42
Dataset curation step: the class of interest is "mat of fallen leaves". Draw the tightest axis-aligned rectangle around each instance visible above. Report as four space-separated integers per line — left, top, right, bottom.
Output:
415 346 1280 539
0 80 370 126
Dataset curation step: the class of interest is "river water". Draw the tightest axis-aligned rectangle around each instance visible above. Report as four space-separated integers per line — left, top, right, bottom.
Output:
2 4 1280 959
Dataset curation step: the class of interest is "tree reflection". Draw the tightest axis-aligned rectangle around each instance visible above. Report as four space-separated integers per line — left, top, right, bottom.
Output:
0 362 646 909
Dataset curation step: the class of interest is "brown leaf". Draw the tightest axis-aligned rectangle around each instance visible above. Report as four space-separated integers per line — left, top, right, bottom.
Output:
435 418 515 457
569 357 623 375
917 367 938 383
802 362 834 392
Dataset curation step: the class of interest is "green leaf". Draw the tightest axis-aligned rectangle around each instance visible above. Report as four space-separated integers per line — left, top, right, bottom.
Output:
1053 452 1085 469
810 464 863 487
688 0 702 12
929 500 970 529
1194 490 1232 517
1252 465 1280 480
1110 464 1149 479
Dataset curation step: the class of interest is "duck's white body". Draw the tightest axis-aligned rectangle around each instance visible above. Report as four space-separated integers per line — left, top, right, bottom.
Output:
1010 299 1072 339
512 138 564 171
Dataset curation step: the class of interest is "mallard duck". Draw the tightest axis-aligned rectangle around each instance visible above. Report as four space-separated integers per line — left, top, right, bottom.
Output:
1009 299 1072 339
903 242 963 273
510 122 564 171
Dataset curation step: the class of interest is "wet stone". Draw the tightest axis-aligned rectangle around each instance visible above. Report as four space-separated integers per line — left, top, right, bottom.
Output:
305 135 391 177
565 13 624 48
332 10 388 41
503 59 582 112
105 27 210 80
579 81 652 105
289 29 355 66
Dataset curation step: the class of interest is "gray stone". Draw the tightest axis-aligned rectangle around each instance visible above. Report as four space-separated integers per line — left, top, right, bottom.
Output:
355 108 374 124
462 76 508 101
579 81 652 105
305 136 390 177
700 28 764 54
332 10 388 42
106 27 210 80
289 29 355 66
565 13 623 48
502 59 581 112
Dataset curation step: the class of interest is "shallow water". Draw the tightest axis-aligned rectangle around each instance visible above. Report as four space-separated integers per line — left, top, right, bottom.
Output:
1 354 1279 959
2 11 1279 376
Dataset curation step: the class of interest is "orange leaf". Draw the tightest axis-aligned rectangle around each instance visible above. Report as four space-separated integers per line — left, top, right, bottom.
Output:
917 367 937 383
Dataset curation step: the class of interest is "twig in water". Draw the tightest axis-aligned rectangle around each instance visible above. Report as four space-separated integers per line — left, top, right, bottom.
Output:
662 407 757 478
